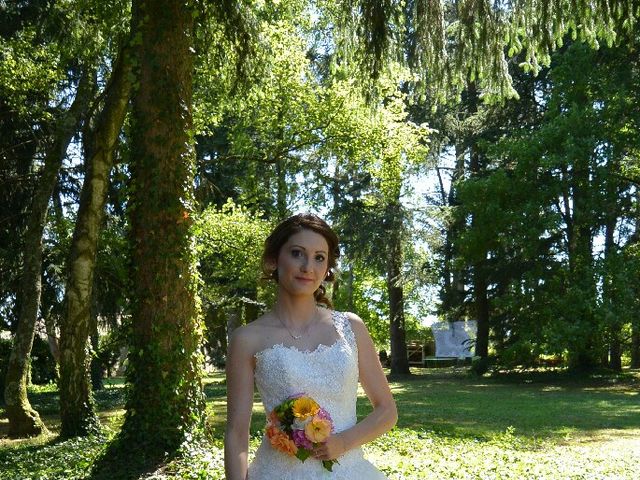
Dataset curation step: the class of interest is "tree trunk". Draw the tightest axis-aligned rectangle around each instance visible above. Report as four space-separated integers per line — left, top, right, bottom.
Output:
604 200 622 371
386 201 410 375
58 40 134 438
563 80 599 370
473 268 490 358
608 339 622 371
4 70 93 437
632 196 640 369
631 322 640 369
467 101 490 358
118 0 204 455
562 157 597 370
440 141 466 320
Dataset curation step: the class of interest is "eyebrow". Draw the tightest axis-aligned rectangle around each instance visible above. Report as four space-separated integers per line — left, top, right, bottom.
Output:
290 244 328 254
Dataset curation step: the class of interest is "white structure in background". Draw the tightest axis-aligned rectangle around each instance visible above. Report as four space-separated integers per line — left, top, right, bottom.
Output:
431 320 477 358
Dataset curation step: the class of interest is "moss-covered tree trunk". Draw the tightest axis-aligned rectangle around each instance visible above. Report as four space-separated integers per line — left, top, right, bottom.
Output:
4 71 92 437
58 41 134 438
118 0 204 455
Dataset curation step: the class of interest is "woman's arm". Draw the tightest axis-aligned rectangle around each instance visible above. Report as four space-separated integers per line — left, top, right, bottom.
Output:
315 312 398 460
224 327 256 480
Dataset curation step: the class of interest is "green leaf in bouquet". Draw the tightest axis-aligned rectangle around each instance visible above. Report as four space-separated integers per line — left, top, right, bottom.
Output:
296 448 312 462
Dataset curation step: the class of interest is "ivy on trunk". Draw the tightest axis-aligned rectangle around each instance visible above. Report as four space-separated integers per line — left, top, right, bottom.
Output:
116 0 205 459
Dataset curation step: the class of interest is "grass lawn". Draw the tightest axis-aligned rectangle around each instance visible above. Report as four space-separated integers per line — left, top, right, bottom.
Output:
1 367 639 479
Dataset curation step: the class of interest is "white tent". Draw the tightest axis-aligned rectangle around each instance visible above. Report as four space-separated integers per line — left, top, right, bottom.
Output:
431 320 477 358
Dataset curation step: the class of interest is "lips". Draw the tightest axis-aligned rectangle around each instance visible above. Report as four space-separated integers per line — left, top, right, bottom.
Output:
295 277 314 282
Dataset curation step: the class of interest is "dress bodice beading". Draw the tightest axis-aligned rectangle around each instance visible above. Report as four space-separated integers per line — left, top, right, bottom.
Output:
248 310 388 479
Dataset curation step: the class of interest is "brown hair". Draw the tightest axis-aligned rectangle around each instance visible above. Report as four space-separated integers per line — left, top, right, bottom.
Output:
262 213 340 307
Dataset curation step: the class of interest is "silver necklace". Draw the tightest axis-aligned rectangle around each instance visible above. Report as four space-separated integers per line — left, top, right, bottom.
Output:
275 309 317 340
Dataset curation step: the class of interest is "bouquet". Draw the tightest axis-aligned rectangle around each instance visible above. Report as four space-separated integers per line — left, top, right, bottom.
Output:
266 394 339 472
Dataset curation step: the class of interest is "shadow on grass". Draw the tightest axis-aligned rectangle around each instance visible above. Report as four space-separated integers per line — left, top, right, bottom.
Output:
0 382 127 418
90 436 169 480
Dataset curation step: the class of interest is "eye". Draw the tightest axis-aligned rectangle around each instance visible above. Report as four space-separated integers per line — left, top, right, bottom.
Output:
315 254 326 263
291 249 303 258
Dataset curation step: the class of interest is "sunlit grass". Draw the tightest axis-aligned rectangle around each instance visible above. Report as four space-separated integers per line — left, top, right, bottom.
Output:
1 367 639 479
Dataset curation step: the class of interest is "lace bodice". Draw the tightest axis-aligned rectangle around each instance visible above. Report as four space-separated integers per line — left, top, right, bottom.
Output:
248 310 387 479
254 310 359 433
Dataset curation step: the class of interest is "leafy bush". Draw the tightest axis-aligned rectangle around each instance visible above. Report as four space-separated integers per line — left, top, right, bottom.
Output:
30 335 56 384
0 335 56 392
498 340 539 369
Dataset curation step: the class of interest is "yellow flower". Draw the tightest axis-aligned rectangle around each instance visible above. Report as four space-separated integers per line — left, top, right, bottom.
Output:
292 396 320 419
304 416 331 443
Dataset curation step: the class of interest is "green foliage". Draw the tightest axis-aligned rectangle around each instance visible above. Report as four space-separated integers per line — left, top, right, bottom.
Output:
442 38 640 369
341 0 639 102
29 336 57 385
0 336 55 393
0 27 63 121
0 433 111 480
93 326 127 378
193 199 272 303
334 264 388 347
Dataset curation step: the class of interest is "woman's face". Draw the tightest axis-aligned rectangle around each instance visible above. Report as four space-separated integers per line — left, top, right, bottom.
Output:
272 229 329 297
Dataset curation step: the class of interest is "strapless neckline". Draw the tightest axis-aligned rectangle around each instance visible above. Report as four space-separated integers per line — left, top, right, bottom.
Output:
254 337 341 358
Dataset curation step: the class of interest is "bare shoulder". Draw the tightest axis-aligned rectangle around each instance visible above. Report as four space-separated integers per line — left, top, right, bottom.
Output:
228 315 271 356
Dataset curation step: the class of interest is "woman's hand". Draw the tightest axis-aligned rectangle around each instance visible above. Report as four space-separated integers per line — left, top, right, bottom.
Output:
313 433 346 461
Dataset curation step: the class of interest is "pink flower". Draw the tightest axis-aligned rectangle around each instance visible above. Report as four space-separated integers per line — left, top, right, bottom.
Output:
292 428 313 450
316 407 332 421
316 408 334 431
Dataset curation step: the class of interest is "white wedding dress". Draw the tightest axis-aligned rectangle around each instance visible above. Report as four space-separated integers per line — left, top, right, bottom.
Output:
248 310 388 479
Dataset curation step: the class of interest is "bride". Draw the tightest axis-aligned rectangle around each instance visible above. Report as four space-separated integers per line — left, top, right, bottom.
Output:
224 213 397 479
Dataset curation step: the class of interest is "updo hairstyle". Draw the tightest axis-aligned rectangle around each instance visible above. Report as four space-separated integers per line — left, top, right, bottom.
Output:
262 213 340 308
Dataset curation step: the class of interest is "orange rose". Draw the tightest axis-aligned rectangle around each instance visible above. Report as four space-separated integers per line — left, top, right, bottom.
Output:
268 410 281 427
266 424 279 439
304 416 332 443
268 427 298 456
